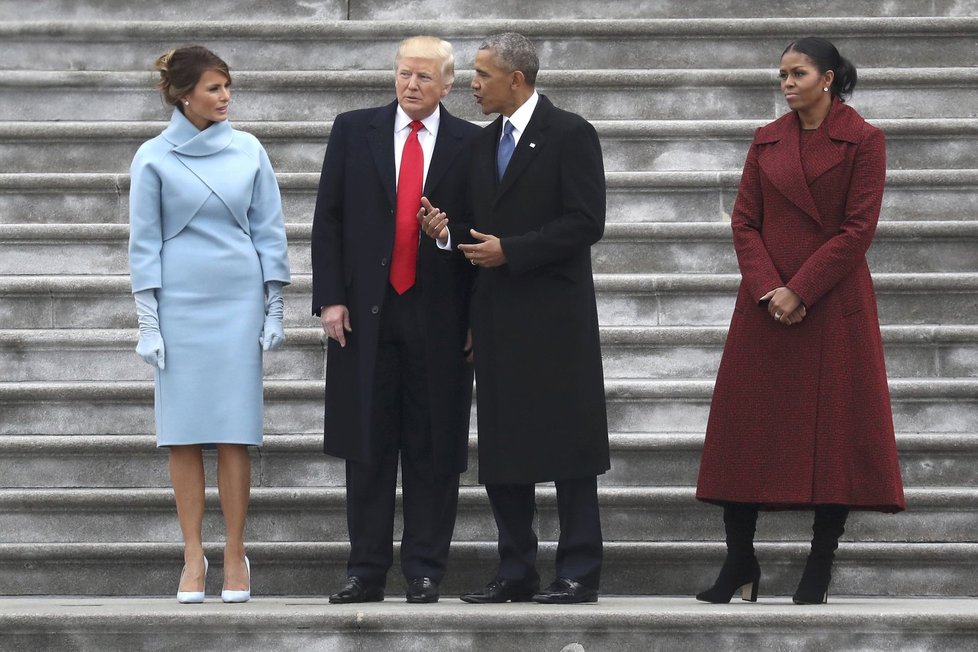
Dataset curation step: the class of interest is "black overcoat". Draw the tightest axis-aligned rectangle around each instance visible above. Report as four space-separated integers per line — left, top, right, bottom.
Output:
455 94 610 484
310 101 480 473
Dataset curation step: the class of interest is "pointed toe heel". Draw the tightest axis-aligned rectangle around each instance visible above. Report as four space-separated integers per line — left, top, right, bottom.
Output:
221 556 251 603
176 556 208 604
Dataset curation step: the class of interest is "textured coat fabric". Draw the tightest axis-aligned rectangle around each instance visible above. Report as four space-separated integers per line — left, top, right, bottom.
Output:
310 101 480 474
696 99 905 512
460 94 610 484
129 110 290 446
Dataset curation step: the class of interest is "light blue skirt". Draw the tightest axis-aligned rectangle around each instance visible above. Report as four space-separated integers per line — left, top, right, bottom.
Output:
155 194 265 447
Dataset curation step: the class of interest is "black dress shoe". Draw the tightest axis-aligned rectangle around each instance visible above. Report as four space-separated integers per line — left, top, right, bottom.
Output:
328 576 384 604
459 578 540 604
531 578 598 604
406 577 439 603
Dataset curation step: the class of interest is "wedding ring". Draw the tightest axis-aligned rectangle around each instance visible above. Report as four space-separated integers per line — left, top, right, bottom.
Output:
774 311 783 320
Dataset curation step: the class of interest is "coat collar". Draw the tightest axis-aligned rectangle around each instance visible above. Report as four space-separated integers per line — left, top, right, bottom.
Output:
493 93 553 203
424 104 464 197
755 97 862 225
162 109 234 157
366 100 399 210
159 110 251 235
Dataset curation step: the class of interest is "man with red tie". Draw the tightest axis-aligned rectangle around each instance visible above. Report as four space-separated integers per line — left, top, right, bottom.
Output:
311 36 480 604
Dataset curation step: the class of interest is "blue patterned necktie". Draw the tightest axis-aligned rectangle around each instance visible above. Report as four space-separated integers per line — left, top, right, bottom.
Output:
496 120 515 180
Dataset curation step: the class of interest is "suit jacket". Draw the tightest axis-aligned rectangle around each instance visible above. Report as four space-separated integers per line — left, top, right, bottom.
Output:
462 94 610 484
310 101 480 473
697 97 905 512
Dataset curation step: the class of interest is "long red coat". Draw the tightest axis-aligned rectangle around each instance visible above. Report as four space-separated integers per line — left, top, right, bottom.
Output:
696 98 905 513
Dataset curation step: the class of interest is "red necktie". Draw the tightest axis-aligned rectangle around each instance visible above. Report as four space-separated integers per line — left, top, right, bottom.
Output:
390 120 424 294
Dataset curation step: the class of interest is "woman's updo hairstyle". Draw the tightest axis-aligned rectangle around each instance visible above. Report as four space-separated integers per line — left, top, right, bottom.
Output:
782 37 857 101
154 46 231 111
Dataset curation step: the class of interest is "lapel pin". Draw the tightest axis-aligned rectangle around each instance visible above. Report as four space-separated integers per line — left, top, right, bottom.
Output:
529 142 536 148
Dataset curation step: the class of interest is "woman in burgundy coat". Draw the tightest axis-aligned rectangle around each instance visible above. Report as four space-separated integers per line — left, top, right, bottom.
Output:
695 37 905 605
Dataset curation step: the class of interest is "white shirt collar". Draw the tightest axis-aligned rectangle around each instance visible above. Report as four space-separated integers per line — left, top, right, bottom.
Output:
395 103 441 136
501 90 539 142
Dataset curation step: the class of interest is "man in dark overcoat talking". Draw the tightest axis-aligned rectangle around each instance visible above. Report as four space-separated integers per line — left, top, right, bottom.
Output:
310 36 480 604
422 32 610 604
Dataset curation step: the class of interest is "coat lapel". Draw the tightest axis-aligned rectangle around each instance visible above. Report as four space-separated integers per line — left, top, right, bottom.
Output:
805 98 861 182
757 110 822 225
367 101 398 211
423 105 464 197
493 95 551 205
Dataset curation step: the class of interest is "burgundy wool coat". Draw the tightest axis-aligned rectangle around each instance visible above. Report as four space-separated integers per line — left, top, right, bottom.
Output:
696 98 905 513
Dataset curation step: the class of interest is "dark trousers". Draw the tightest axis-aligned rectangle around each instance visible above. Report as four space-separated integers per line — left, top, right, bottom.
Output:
486 475 603 590
345 285 460 586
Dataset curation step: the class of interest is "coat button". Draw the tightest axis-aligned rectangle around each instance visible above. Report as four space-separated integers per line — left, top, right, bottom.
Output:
371 305 380 314
380 257 388 267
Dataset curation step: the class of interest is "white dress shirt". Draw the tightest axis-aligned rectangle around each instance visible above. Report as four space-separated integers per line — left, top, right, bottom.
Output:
394 103 439 189
500 90 539 150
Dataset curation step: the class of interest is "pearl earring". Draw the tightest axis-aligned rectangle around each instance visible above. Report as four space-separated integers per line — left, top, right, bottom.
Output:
184 100 189 105
823 87 829 92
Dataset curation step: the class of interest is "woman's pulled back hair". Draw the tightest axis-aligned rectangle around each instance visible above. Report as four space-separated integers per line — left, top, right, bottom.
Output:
154 45 230 110
782 37 857 101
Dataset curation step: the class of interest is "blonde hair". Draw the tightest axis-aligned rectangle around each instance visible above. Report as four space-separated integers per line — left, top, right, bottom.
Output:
394 36 455 85
154 45 231 109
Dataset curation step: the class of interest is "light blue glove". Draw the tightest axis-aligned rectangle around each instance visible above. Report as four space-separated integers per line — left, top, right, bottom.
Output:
134 289 165 370
261 281 285 351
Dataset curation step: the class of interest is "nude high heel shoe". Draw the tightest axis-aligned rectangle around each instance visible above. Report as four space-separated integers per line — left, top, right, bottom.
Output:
221 556 251 603
177 556 208 604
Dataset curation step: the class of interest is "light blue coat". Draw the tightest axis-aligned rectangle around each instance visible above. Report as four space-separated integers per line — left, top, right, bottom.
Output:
129 110 290 292
128 110 290 447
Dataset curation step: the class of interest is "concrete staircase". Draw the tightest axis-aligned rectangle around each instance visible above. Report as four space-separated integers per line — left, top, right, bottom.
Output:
2 1 978 649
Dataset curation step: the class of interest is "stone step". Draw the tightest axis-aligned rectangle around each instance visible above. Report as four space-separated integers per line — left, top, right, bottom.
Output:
3 18 977 71
0 540 973 597
0 431 973 489
592 222 978 274
5 118 977 173
0 485 971 545
3 272 978 329
2 0 973 20
1 596 976 652
1 378 975 436
2 169 975 225
5 322 978 382
4 221 978 276
2 68 975 121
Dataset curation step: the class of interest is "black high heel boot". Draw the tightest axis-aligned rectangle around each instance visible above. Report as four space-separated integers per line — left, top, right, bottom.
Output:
696 503 761 603
792 505 849 605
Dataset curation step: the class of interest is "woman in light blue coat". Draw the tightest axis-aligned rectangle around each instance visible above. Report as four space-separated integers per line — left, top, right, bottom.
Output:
128 46 290 604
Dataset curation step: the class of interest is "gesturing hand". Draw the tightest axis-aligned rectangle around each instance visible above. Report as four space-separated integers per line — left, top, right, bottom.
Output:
458 229 506 268
418 196 449 244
